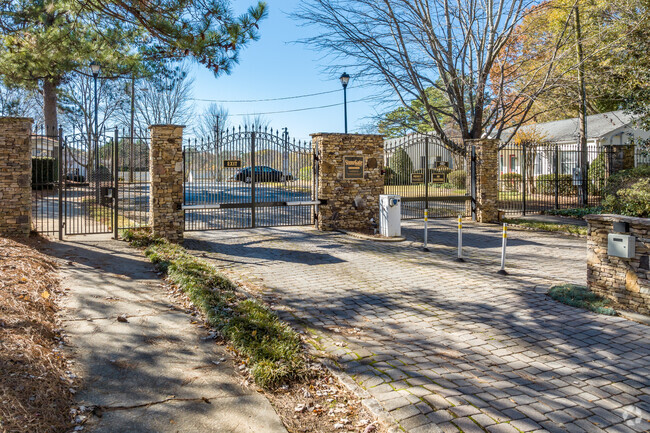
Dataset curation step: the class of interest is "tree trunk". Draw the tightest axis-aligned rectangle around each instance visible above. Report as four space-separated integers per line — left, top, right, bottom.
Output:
574 5 588 205
43 78 59 135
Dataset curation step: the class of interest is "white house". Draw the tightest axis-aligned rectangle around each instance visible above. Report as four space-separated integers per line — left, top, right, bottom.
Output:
500 110 650 175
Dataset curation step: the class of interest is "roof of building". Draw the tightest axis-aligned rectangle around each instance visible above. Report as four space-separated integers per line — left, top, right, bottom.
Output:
502 110 636 143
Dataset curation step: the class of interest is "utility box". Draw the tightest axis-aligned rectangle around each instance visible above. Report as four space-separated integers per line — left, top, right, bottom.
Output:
608 233 635 259
379 194 401 237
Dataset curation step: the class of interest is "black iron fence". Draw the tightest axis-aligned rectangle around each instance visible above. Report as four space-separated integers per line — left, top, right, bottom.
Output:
31 126 62 235
497 144 618 215
384 134 473 219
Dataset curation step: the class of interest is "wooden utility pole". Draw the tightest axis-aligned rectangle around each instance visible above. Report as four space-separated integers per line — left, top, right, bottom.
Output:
574 4 588 205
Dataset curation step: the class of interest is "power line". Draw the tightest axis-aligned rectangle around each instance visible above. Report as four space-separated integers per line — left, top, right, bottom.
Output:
230 98 364 116
190 89 341 103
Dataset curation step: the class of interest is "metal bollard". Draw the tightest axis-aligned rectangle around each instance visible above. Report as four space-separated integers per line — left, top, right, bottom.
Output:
456 215 465 262
422 208 430 252
497 223 508 275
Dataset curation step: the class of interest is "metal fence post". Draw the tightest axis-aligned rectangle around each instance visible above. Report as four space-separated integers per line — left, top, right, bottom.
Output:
58 126 64 241
471 145 477 221
554 146 559 209
522 144 527 216
113 127 119 239
251 130 256 228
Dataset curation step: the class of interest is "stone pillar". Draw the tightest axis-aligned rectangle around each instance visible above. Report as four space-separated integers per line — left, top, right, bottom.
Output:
466 138 499 223
0 117 33 237
604 144 635 174
585 214 650 315
149 125 184 242
312 133 384 231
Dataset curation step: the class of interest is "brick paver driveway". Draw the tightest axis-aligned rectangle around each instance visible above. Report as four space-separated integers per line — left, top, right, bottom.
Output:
185 220 650 433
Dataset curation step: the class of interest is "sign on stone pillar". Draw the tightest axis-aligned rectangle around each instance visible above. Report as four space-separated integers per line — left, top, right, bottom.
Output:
149 124 185 242
0 117 33 237
311 133 384 231
466 138 499 223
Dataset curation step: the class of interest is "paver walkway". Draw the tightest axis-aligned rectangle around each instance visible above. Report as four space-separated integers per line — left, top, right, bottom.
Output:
185 220 650 433
42 236 286 433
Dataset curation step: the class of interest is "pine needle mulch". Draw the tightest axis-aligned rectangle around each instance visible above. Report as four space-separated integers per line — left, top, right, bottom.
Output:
0 236 74 433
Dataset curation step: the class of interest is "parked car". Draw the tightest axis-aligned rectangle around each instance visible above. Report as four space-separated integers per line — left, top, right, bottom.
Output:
235 166 293 183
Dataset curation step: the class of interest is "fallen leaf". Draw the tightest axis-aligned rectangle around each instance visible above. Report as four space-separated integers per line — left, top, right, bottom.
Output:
41 291 50 299
117 315 128 323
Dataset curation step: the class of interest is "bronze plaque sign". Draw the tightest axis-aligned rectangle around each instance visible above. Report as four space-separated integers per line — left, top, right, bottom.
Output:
431 172 446 183
344 156 364 179
224 160 242 168
411 172 425 184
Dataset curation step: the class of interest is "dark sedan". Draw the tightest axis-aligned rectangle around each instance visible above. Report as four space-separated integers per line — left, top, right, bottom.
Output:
235 166 293 183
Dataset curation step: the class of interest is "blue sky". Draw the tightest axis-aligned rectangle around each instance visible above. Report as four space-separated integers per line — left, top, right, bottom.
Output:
187 0 384 141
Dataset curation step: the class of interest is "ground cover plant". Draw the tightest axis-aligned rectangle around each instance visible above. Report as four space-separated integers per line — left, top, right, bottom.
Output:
123 229 308 389
503 218 587 236
0 237 74 433
543 206 604 219
548 284 617 315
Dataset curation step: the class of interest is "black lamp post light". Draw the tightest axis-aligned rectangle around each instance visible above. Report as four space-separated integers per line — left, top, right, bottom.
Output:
340 72 350 134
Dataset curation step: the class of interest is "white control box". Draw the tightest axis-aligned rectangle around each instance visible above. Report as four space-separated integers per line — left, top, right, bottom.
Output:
379 194 401 237
608 233 635 259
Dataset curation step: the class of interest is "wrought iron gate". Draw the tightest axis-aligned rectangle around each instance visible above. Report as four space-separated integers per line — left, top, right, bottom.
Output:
31 126 150 238
183 126 318 230
384 133 475 219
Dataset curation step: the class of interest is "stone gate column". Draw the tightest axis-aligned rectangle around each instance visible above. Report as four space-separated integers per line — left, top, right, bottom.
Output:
149 124 184 242
0 117 33 237
604 144 635 174
312 133 384 231
467 138 499 223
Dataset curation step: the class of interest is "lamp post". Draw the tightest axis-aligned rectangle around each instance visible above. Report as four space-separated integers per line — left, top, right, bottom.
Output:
340 72 350 134
90 61 101 203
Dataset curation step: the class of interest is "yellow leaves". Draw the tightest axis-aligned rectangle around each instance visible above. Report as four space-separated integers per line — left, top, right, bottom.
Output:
513 125 548 146
41 291 50 300
251 330 257 337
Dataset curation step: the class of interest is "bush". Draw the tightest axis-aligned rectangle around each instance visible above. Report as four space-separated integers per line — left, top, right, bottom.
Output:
548 284 617 315
32 157 58 186
543 206 604 219
588 152 607 196
447 170 466 189
536 174 576 196
387 148 414 185
500 173 522 192
298 166 312 181
602 165 650 218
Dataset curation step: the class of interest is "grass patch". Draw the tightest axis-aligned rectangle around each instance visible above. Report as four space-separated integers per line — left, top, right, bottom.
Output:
503 218 587 236
548 284 617 315
543 206 604 219
123 229 308 389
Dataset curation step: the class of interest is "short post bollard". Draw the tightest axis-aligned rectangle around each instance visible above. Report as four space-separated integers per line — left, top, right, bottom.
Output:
456 215 465 262
497 223 508 275
422 208 430 252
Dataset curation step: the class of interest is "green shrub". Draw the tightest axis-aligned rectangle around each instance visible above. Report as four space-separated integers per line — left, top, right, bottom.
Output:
602 165 650 217
500 173 522 192
536 174 576 195
32 157 58 186
447 170 466 189
298 166 312 181
387 148 414 185
588 152 607 196
548 284 617 315
543 207 604 219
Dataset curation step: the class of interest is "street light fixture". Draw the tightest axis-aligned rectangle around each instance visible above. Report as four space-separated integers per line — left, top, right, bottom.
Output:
340 72 350 134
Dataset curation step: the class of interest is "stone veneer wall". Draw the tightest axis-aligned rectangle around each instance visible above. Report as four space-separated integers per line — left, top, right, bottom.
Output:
149 125 184 243
585 214 650 315
466 138 499 223
312 133 384 231
604 144 635 174
0 117 33 237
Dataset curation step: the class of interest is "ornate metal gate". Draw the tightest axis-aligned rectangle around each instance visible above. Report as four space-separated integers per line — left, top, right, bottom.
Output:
31 126 150 238
183 126 318 230
384 133 475 219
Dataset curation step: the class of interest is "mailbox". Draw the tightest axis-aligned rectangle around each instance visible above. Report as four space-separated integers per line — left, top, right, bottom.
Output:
608 233 635 259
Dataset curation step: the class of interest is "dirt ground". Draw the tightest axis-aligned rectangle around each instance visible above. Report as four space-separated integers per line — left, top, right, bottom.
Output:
0 236 75 433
